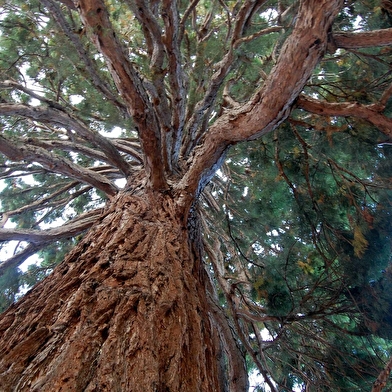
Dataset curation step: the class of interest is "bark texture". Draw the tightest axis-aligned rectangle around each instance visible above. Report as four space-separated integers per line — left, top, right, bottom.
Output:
0 190 222 391
372 354 392 392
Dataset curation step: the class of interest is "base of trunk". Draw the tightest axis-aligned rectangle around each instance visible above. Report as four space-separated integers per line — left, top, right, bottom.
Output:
0 191 221 391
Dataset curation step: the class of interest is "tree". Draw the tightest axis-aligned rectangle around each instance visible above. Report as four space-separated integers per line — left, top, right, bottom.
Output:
0 0 392 390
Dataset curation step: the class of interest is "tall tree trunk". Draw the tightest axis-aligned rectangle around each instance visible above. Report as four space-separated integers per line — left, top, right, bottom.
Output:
0 190 225 391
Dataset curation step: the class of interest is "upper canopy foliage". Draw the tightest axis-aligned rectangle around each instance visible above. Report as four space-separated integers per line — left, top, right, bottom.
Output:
1 0 392 390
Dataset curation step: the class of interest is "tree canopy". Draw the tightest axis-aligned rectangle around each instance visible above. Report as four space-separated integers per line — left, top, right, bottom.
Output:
1 0 392 390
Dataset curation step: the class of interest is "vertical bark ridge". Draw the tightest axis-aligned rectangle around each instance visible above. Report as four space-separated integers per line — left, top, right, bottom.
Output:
0 191 220 391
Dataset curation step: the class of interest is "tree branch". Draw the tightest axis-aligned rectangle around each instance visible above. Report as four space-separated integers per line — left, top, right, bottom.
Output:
0 100 132 177
234 25 284 47
41 0 128 116
111 140 143 163
0 164 45 180
179 0 201 39
334 28 392 49
27 139 110 163
0 243 43 277
77 0 167 190
0 80 64 111
124 0 173 171
161 0 187 167
207 297 250 391
372 355 392 392
55 0 77 10
183 0 270 157
0 135 118 197
0 209 102 244
297 95 392 139
0 183 93 230
177 0 344 204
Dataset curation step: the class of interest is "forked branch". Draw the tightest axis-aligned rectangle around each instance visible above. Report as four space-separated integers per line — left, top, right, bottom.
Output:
178 0 344 202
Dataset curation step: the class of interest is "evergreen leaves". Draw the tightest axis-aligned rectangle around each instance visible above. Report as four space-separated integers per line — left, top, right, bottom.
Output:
1 0 392 390
203 112 392 389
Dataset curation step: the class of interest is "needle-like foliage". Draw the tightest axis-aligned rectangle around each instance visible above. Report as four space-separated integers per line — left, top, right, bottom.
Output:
1 1 392 390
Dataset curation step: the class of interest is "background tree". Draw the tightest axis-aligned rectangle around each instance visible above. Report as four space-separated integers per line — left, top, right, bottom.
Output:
0 0 392 390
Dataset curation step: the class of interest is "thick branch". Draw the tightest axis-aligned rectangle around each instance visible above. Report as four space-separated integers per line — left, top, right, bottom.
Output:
297 95 392 138
334 28 392 49
0 244 43 277
372 354 392 392
0 209 102 244
177 0 344 202
77 0 167 190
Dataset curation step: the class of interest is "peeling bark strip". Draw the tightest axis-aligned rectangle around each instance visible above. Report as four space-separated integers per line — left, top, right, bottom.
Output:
0 191 226 391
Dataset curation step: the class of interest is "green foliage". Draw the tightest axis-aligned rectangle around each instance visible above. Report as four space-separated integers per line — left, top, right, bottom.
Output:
0 264 20 313
204 115 392 389
1 0 392 390
21 239 76 288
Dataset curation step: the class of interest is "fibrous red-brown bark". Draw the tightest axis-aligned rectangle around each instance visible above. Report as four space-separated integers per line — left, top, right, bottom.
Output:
177 0 344 196
0 190 228 391
4 1 384 390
